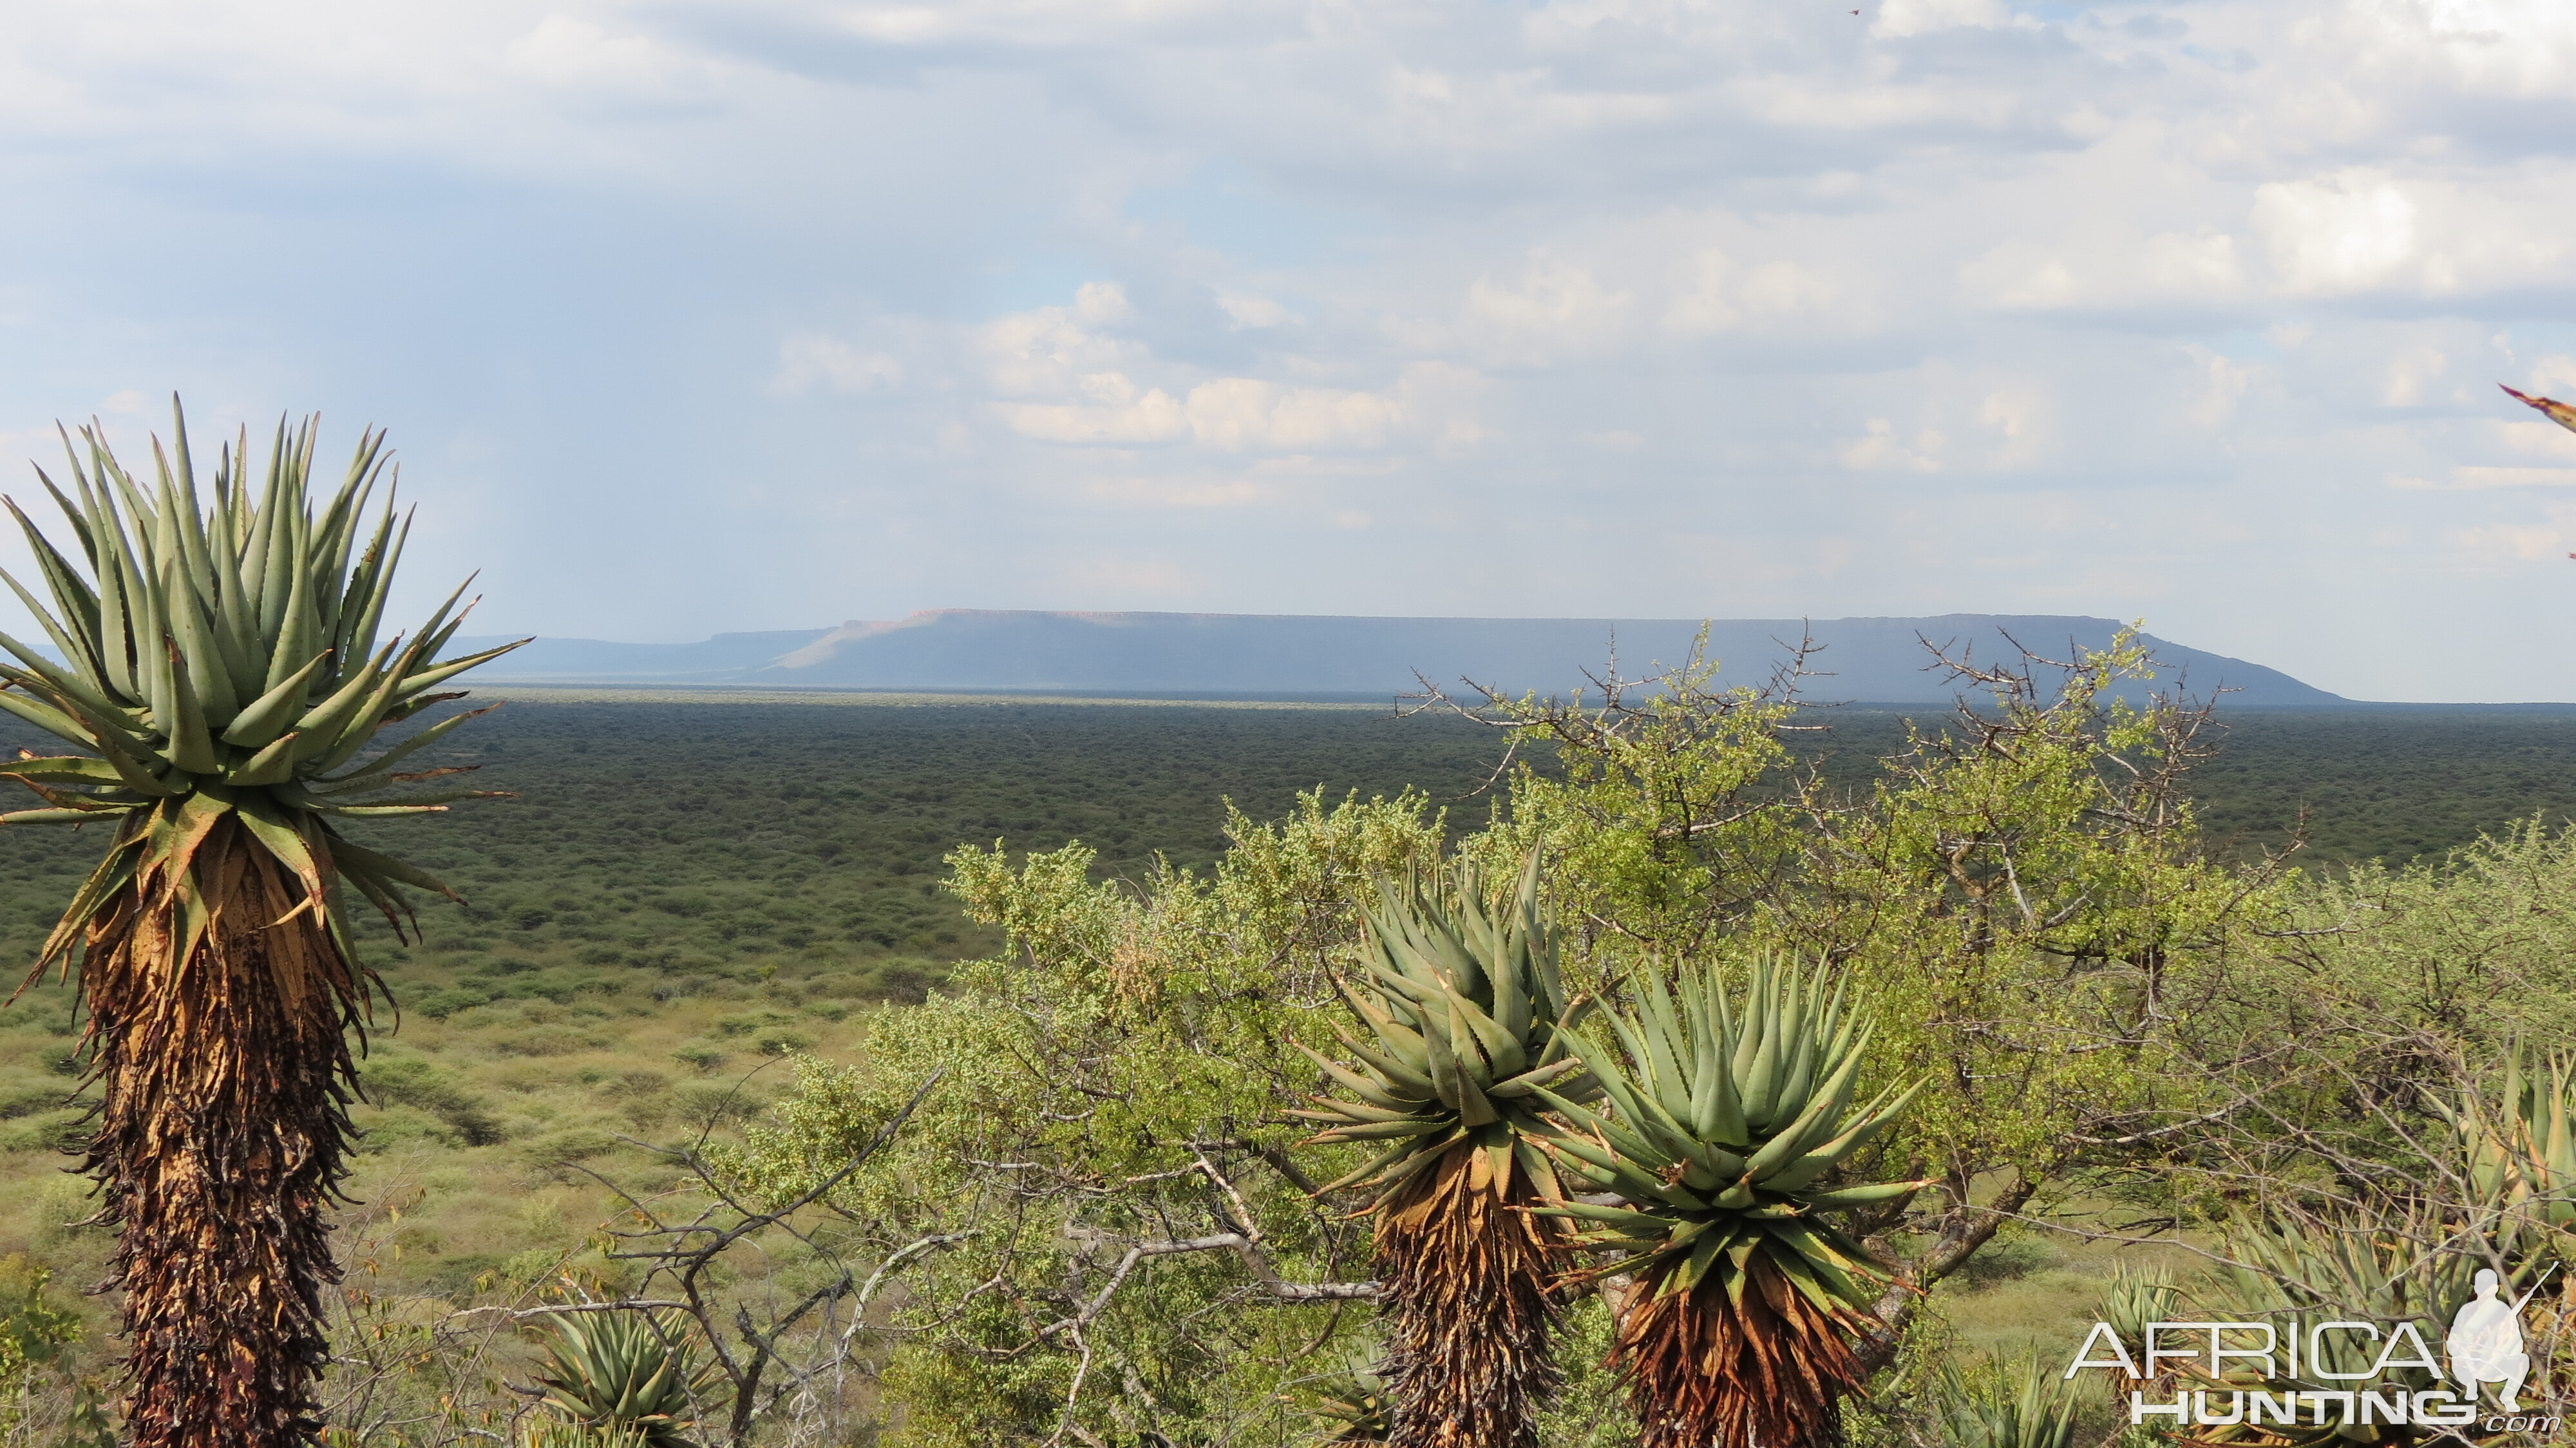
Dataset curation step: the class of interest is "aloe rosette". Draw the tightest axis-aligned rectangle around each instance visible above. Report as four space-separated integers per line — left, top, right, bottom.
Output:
0 404 519 1447
1537 955 1926 1448
1294 851 1599 1448
533 1310 721 1448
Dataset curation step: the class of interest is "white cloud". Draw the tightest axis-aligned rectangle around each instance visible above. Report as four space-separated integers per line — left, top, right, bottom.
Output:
2382 345 2448 407
1667 250 1846 335
994 375 1419 452
2445 504 2576 565
977 289 1462 453
994 388 1188 444
2392 467 2576 490
1461 253 1635 365
772 336 904 395
1216 292 1294 329
2521 354 2576 399
504 15 717 103
2251 167 2574 300
981 289 1153 399
1182 379 1404 451
2354 0 2576 98
1839 419 1946 473
2188 349 2254 428
2253 169 2420 297
1870 0 2018 40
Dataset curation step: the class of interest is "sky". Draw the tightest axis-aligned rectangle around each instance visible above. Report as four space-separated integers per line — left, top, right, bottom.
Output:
1 1 2574 701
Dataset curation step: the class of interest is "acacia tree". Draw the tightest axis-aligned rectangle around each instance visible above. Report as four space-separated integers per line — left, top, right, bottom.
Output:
714 792 1448 1446
0 405 517 1447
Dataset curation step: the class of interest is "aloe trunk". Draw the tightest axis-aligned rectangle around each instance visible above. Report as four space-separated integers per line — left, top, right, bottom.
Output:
0 403 518 1445
90 810 363 1442
1375 1141 1563 1448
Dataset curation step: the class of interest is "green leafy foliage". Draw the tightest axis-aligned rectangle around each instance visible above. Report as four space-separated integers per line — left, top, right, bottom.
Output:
1300 1357 1392 1445
714 789 1457 1446
0 667 2546 1435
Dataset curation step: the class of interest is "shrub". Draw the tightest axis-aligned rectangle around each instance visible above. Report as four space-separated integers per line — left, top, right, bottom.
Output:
360 1056 507 1147
408 986 495 1021
754 1029 816 1056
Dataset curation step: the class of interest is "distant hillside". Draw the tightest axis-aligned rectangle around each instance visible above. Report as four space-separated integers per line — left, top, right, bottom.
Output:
453 610 2346 707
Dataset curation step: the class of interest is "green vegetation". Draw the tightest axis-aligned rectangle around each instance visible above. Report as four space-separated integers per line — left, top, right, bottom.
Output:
528 1310 719 1448
1808 706 2576 868
0 694 2558 1013
0 670 2553 1442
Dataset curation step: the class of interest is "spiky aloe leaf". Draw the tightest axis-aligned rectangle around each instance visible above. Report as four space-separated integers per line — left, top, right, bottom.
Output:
1299 850 1598 1210
2168 1214 2483 1448
0 401 524 956
1932 1352 2087 1448
2172 1049 2576 1447
519 1419 653 1448
2430 1044 2576 1252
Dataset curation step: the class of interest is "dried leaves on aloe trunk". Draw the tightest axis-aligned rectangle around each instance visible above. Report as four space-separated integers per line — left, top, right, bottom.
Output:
1372 1140 1566 1448
0 403 518 1447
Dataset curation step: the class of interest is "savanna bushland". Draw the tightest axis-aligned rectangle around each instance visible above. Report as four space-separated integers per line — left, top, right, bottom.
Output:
0 665 2566 1445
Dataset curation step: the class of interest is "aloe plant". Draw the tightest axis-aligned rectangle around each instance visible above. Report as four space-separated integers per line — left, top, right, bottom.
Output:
1538 956 1926 1448
2160 1050 2576 1445
0 402 518 1445
1294 850 1598 1448
2433 1047 2576 1254
2169 1216 2462 1448
531 1310 721 1448
1933 1351 2088 1448
518 1419 653 1448
2090 1261 2179 1400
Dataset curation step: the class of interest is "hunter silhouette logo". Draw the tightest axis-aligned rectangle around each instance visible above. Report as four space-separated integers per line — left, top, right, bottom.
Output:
2450 1267 2550 1413
2064 1267 2562 1434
